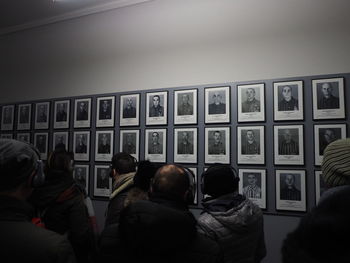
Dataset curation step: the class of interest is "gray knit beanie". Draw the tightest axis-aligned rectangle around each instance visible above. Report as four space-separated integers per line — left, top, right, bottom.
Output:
321 138 350 187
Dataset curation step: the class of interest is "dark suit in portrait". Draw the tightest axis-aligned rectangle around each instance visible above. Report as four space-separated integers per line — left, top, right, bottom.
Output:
99 100 112 120
149 95 164 117
77 102 88 121
149 143 162 154
123 106 136 118
19 106 29 124
37 106 47 123
317 82 340 109
2 108 12 124
75 135 87 153
56 104 67 122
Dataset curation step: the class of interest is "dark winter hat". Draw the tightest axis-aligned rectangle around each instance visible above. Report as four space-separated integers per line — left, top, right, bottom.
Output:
321 138 350 187
133 160 162 191
202 164 238 198
0 139 39 191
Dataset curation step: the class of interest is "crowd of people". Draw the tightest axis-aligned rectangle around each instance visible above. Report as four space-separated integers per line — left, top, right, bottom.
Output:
1 136 349 263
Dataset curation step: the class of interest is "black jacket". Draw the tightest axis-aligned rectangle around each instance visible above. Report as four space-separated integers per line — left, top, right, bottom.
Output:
99 194 223 263
0 195 76 263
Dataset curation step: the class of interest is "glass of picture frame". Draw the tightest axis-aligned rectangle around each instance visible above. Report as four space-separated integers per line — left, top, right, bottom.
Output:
95 130 114 162
96 96 115 128
119 94 140 127
1 105 15 131
74 98 92 128
17 103 31 130
93 165 112 198
237 126 265 165
205 86 230 124
73 131 90 161
52 131 69 151
146 91 168 125
54 100 70 129
275 169 306 212
34 132 48 160
119 129 140 161
238 169 266 209
74 164 90 195
34 102 50 130
145 128 167 162
312 77 345 120
237 83 265 122
204 127 230 164
174 127 197 164
174 89 197 125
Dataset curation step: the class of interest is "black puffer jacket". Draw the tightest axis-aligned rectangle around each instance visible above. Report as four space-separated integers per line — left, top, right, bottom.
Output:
30 170 96 263
0 195 76 263
99 193 223 263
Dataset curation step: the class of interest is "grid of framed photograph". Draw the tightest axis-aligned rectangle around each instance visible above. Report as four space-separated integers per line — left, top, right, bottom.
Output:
17 104 31 130
120 94 140 126
34 132 48 160
174 89 197 125
274 125 304 165
237 126 265 165
314 124 347 166
54 100 70 129
120 129 140 160
205 127 230 164
93 165 112 198
205 86 230 124
239 169 266 209
74 98 91 128
314 170 326 204
95 130 114 162
53 131 69 151
312 77 345 120
273 80 304 121
145 128 167 162
34 102 50 130
17 133 30 143
96 96 115 127
1 105 15 131
74 164 89 194
73 131 90 161
276 169 306 212
174 128 197 163
146 91 168 125
237 83 265 122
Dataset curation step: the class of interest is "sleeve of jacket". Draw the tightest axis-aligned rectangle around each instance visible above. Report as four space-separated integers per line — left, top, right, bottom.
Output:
254 220 267 263
105 192 128 226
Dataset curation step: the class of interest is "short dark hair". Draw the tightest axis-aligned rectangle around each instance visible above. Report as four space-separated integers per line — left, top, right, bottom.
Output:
152 164 189 199
45 146 74 178
111 152 137 174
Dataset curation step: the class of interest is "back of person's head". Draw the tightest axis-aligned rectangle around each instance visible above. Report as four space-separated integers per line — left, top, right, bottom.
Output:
111 152 136 175
151 164 190 201
282 186 350 263
201 164 239 198
45 144 74 178
0 139 40 192
133 160 162 192
321 138 350 187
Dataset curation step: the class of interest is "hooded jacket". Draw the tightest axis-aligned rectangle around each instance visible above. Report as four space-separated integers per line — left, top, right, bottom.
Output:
198 193 266 263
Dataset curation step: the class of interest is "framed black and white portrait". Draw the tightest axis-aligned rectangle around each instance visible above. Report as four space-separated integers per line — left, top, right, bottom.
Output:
146 91 168 125
188 167 198 205
52 131 68 151
312 77 345 120
74 98 91 128
0 133 13 139
174 89 197 125
314 124 346 166
74 164 89 194
145 128 167 162
205 86 230 124
119 130 139 160
205 127 230 164
95 130 114 162
54 100 70 129
274 125 304 165
96 96 115 127
17 133 30 143
34 132 48 160
315 170 326 204
34 102 50 130
276 170 306 212
237 126 265 165
174 128 197 163
237 83 265 122
274 80 304 121
17 104 31 130
1 105 15 131
94 165 112 198
73 131 90 161
239 169 266 209
120 94 140 126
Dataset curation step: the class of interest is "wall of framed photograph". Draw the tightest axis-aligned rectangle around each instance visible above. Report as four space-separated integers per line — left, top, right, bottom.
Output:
1 72 349 215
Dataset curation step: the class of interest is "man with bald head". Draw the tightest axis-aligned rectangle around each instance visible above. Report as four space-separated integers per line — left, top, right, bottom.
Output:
318 82 339 109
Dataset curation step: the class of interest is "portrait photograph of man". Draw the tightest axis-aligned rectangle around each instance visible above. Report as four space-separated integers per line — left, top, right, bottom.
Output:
237 126 265 164
53 132 68 150
74 98 91 128
1 105 15 131
17 104 31 130
73 131 90 161
145 129 166 162
74 165 88 192
238 83 265 122
177 93 193 116
146 92 167 125
239 169 266 209
34 133 48 159
120 130 139 160
241 87 260 113
278 128 299 155
95 131 113 161
148 131 163 154
96 96 114 127
123 97 136 119
77 101 89 121
317 82 339 110
174 89 197 125
205 127 230 164
241 129 260 155
174 128 197 163
94 165 111 197
120 94 140 126
205 86 230 123
17 133 30 143
34 102 50 130
54 100 69 129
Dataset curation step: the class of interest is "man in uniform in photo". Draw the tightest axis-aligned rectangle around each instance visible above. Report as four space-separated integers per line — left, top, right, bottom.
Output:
37 105 47 123
209 130 225 155
99 100 112 120
77 101 88 121
243 173 262 199
208 92 226 114
2 107 12 124
74 167 87 188
241 130 260 155
19 106 29 124
149 95 164 117
36 135 46 153
75 134 87 153
319 128 337 155
278 85 298 111
280 173 301 201
97 169 109 189
178 93 193 116
242 88 260 113
177 131 193 155
122 133 136 154
148 132 162 154
123 97 136 118
279 129 299 155
98 133 111 154
56 103 67 122
318 82 340 109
